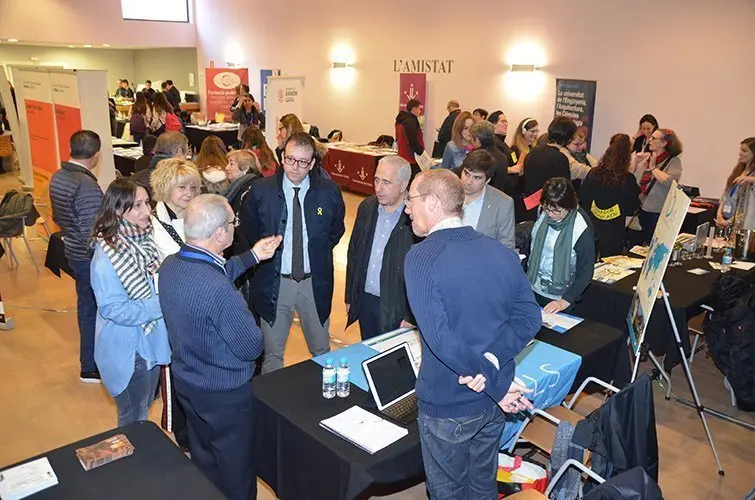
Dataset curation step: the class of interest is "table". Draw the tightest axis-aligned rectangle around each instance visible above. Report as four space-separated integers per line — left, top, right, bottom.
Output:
574 257 728 370
323 144 395 195
113 147 143 177
681 206 716 235
44 231 73 278
184 124 239 152
0 421 224 499
253 332 590 500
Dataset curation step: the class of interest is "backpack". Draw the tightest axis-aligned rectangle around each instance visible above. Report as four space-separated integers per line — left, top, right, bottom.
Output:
703 271 755 411
165 112 183 132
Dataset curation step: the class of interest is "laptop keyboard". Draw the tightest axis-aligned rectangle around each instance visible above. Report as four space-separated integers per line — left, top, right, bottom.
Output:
384 393 418 421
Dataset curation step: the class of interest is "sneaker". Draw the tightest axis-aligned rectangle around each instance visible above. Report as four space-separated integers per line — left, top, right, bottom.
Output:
80 370 102 384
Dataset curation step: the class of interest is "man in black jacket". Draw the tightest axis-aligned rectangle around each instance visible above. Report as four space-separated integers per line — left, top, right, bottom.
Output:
49 130 104 383
166 80 182 112
434 100 460 158
395 99 426 178
345 155 416 339
469 121 510 191
240 132 345 373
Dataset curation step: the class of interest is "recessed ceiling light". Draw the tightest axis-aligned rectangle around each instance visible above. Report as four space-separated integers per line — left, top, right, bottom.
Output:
68 45 75 48
102 44 110 47
7 38 19 43
84 44 92 48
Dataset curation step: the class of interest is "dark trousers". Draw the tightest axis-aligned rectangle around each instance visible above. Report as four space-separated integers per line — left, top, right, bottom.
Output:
419 404 505 499
69 258 97 372
358 292 382 340
175 380 256 500
638 209 660 245
160 365 189 448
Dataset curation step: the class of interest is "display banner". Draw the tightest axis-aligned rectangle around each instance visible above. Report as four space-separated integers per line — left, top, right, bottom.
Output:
264 76 305 154
14 69 58 200
554 79 597 150
51 72 82 163
259 69 275 114
398 73 426 113
627 182 689 354
205 67 249 121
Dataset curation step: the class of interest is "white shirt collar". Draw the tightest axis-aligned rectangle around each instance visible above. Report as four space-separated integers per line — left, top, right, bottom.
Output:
429 216 463 235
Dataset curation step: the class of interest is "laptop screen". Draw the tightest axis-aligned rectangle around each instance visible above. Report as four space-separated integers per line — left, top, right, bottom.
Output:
363 344 417 410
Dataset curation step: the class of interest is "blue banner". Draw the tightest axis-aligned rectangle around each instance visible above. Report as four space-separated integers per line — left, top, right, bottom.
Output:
554 78 597 150
260 69 273 114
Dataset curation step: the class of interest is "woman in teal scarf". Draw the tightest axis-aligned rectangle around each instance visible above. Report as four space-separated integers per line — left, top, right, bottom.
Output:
526 177 595 313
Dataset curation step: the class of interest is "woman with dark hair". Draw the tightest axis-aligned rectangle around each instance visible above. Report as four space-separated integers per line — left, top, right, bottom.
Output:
327 129 343 142
630 128 683 244
129 92 148 145
580 134 641 257
632 114 659 153
439 111 474 169
231 93 261 146
230 83 250 112
521 117 574 220
195 135 230 194
148 93 180 136
90 178 169 426
527 177 595 313
716 137 755 230
241 127 278 177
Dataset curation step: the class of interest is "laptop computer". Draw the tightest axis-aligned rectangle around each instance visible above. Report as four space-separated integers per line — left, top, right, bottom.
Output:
362 342 419 425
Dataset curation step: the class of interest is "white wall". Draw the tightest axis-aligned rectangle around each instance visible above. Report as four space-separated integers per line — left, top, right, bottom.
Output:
194 0 755 197
0 0 195 48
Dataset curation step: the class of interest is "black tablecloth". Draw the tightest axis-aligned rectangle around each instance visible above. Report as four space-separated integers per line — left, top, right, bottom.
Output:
0 421 224 499
574 257 726 370
681 207 716 235
253 360 424 500
114 155 137 177
184 127 237 153
537 320 630 389
44 231 73 278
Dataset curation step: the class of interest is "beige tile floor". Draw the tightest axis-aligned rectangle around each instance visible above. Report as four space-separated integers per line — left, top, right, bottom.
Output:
1 170 754 499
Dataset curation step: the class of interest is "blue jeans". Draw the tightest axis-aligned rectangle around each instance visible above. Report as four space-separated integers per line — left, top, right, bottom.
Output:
114 353 160 427
69 259 97 372
419 404 505 500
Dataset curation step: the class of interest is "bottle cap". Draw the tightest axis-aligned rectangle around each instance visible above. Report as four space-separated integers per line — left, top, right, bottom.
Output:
325 358 334 366
340 357 348 365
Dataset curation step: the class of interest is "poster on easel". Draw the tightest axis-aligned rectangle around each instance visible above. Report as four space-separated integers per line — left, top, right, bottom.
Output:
554 79 597 150
264 76 305 154
205 67 248 122
627 181 690 354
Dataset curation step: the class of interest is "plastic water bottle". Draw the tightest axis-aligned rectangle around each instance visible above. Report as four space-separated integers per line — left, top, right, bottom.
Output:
336 358 350 398
721 248 733 273
322 358 336 399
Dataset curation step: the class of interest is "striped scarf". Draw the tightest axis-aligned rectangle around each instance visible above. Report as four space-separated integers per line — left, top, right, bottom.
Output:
98 219 159 334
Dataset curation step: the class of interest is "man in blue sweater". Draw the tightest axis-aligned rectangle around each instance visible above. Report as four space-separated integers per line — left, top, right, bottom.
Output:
159 194 281 500
404 169 541 499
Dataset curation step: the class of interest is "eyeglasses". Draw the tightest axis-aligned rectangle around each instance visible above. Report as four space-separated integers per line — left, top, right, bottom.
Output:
283 155 314 169
542 206 566 217
406 193 428 206
227 216 239 228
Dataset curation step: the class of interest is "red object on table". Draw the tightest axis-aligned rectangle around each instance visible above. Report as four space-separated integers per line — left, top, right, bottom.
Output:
323 148 383 195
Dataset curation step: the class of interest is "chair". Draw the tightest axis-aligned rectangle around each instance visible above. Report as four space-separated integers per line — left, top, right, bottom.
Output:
687 308 711 363
0 191 41 272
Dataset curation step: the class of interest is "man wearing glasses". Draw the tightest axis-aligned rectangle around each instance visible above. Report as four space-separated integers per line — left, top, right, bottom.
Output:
403 169 540 498
241 132 346 373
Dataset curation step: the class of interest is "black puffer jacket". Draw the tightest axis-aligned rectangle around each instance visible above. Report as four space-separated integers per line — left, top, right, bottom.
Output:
49 162 103 262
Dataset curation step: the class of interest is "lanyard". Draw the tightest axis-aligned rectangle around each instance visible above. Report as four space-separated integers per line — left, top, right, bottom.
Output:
177 248 226 275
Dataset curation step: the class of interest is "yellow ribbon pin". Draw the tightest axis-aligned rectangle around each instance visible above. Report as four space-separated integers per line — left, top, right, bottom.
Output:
317 207 323 216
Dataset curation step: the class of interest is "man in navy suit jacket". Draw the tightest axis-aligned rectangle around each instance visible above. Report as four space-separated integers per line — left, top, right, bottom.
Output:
240 132 345 372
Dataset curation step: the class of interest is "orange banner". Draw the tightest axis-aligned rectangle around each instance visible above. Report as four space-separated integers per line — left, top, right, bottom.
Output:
55 104 82 163
25 99 58 201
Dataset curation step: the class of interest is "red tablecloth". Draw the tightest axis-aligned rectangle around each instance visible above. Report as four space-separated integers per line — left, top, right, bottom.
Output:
323 149 384 195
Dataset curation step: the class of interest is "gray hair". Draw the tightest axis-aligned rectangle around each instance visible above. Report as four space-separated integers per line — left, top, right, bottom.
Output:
470 121 495 147
183 194 231 241
378 155 412 186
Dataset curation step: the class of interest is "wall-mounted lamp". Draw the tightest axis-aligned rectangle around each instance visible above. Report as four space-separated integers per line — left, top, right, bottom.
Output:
510 64 538 72
332 62 353 69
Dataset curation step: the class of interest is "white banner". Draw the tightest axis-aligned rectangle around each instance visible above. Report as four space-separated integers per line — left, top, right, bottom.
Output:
264 76 305 155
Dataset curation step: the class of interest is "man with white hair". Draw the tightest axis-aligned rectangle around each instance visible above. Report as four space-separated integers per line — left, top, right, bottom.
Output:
158 194 281 500
403 169 541 499
345 155 417 339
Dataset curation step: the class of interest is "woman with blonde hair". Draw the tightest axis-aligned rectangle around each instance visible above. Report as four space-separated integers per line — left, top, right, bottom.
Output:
195 135 230 194
510 118 539 166
241 127 278 177
148 157 200 451
275 113 305 163
716 137 755 230
439 111 474 169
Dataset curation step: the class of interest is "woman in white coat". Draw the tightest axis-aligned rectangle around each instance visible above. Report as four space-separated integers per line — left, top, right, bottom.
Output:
149 157 200 450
